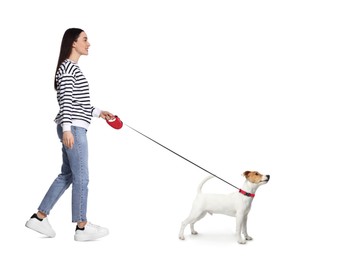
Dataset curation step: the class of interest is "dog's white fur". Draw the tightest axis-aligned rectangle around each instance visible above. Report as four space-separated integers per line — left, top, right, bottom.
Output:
178 171 270 244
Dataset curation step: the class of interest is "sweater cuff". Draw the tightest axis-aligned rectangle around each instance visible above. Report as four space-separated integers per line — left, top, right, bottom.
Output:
62 123 72 132
92 107 102 118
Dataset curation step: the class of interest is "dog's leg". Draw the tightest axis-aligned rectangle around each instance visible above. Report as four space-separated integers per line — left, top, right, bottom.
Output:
179 210 204 240
179 218 189 240
242 214 253 241
236 212 246 244
190 212 206 235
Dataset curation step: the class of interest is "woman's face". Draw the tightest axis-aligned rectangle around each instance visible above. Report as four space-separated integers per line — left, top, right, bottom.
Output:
72 31 90 56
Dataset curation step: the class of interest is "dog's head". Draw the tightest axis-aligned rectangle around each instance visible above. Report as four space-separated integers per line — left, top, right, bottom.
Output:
243 171 270 186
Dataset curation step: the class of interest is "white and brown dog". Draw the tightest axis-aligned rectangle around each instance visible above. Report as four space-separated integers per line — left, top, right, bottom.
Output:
178 171 270 244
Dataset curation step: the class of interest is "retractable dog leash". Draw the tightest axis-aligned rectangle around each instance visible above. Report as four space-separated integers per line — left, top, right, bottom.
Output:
106 116 239 190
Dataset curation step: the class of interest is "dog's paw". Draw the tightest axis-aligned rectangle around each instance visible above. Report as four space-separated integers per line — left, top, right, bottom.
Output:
179 235 185 240
191 231 198 235
245 236 253 241
237 240 247 244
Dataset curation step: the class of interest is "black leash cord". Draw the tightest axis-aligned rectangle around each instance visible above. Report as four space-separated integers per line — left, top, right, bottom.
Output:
124 124 239 190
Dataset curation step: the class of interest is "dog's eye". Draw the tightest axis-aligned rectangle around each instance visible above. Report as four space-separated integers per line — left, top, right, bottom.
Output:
255 172 259 175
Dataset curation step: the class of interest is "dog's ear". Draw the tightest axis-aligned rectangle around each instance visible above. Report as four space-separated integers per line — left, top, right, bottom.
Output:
243 171 251 178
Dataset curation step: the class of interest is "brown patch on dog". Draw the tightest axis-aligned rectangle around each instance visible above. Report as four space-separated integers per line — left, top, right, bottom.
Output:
243 171 263 184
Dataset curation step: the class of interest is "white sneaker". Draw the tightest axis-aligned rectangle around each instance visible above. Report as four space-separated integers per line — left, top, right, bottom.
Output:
74 222 109 241
25 213 56 238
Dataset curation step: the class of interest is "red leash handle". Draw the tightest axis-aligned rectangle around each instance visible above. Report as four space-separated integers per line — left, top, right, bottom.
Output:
106 115 123 129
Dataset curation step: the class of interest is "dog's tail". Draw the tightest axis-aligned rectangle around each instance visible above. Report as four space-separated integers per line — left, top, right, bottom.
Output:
197 175 214 193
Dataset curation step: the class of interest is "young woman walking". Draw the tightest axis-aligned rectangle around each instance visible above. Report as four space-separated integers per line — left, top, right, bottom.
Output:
26 28 114 241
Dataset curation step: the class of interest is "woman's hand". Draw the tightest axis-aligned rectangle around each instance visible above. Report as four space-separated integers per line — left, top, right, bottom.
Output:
100 111 115 121
63 131 74 149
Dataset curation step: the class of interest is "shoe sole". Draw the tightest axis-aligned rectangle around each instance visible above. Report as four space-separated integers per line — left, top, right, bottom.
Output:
74 230 109 241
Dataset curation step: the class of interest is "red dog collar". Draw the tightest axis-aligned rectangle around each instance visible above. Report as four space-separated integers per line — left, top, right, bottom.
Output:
239 189 255 198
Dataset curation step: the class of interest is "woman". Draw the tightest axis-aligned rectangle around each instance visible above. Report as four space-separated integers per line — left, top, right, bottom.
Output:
26 28 114 241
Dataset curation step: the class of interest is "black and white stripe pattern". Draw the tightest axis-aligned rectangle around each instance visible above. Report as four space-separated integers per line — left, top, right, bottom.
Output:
54 59 99 131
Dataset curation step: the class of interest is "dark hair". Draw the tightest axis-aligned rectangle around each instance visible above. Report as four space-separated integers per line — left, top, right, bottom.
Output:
54 28 84 90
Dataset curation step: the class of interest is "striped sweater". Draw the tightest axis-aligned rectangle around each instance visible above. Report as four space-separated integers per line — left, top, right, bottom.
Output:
54 59 101 132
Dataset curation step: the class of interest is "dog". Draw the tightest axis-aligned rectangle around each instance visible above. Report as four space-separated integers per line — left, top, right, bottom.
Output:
178 171 270 244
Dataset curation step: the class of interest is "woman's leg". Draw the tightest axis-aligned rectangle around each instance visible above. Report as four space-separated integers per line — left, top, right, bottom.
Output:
37 124 73 215
25 124 71 237
64 126 89 223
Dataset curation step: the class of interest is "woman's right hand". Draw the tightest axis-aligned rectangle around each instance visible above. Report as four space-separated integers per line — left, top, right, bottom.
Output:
63 131 74 149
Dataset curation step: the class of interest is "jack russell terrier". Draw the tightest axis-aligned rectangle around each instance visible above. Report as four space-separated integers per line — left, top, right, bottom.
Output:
178 171 270 244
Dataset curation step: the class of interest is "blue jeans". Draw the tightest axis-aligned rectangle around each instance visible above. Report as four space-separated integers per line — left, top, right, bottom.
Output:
38 125 89 223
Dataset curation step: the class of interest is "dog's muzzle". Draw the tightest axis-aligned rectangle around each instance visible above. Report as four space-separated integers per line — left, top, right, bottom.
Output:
262 175 270 183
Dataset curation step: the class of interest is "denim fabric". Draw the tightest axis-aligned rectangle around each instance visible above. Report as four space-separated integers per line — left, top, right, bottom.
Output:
38 125 89 222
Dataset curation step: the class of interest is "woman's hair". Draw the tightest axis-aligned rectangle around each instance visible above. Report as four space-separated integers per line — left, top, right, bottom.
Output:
54 28 84 90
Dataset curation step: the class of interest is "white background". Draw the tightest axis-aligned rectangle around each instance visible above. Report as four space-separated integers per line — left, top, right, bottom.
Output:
1 0 359 259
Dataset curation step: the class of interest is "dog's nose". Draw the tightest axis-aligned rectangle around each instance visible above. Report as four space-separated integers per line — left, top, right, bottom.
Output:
266 175 270 181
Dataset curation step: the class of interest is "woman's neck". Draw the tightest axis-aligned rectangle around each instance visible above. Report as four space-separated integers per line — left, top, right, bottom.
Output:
68 53 80 63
